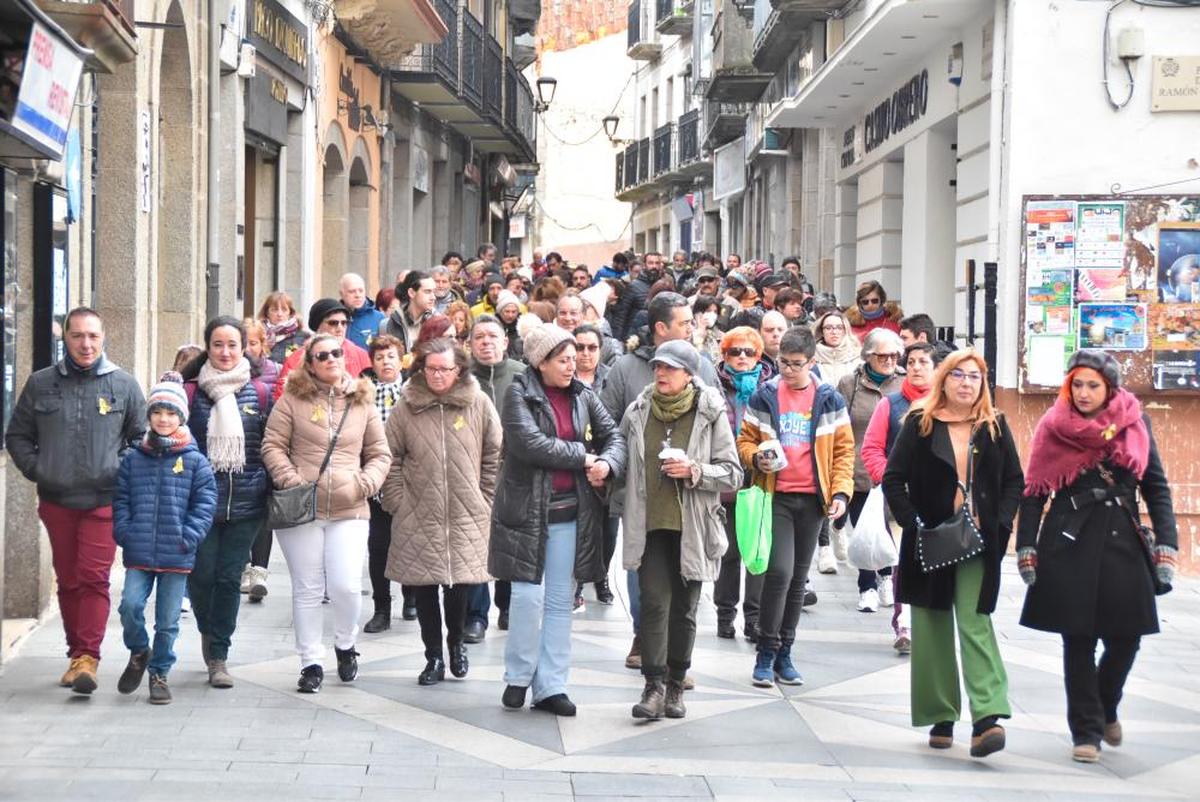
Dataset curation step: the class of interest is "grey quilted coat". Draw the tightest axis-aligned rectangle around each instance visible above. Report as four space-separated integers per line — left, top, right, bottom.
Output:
380 371 502 586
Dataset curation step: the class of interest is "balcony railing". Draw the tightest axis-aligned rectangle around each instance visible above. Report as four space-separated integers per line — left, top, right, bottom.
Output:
656 0 694 34
394 0 459 85
653 123 673 176
614 152 625 194
627 0 662 59
703 98 750 149
627 1 640 49
514 69 536 156
461 10 484 110
678 108 700 164
636 137 650 184
484 37 503 121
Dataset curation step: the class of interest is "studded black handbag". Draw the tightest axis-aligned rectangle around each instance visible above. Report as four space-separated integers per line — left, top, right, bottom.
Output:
915 457 985 573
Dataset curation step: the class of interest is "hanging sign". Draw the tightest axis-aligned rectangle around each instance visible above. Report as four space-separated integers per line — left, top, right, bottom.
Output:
12 23 83 160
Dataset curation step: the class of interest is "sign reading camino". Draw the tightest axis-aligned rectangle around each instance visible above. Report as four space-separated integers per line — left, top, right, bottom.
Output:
863 69 929 154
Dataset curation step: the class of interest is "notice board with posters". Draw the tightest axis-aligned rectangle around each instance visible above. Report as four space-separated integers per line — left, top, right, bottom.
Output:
1019 194 1200 394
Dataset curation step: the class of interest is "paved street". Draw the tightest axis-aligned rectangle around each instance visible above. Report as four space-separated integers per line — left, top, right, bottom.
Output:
2 554 1199 802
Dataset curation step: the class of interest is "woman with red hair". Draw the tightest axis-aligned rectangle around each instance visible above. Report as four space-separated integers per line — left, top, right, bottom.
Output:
1017 350 1177 764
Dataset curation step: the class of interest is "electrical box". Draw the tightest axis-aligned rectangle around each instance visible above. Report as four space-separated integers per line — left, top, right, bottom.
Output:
1117 27 1145 60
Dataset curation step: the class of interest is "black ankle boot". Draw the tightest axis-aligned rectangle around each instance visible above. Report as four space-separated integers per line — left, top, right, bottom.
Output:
363 606 391 633
418 657 445 686
449 643 468 678
335 646 359 682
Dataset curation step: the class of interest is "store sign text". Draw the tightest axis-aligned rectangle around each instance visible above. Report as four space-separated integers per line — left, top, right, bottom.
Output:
12 23 83 159
250 0 308 83
863 69 929 154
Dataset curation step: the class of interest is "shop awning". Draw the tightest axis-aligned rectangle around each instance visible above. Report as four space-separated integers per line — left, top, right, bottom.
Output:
767 0 987 130
0 0 92 161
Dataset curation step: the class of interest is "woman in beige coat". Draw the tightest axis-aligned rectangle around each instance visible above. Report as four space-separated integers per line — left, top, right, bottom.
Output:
381 337 502 685
262 334 391 694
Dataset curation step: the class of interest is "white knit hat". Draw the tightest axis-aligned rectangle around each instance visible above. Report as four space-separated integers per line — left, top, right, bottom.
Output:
579 283 612 319
495 289 522 315
522 324 575 368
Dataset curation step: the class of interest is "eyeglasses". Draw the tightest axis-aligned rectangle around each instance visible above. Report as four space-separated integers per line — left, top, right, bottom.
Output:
948 368 984 384
424 365 460 377
724 347 757 358
324 319 349 328
860 297 882 307
312 348 344 362
575 343 601 352
821 323 845 332
778 357 811 372
870 353 900 362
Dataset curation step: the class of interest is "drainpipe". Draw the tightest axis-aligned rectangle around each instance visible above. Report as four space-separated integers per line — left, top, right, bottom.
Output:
205 0 222 319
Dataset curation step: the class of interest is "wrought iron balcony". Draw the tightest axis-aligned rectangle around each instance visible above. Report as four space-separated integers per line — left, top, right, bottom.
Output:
677 108 700 165
391 0 459 99
703 97 750 149
483 36 503 122
655 0 694 35
615 110 707 201
652 123 673 176
460 10 484 111
636 137 651 184
627 0 662 60
614 151 625 195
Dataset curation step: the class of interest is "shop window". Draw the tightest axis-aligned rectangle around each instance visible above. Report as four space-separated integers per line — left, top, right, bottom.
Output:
0 169 17 446
33 184 69 370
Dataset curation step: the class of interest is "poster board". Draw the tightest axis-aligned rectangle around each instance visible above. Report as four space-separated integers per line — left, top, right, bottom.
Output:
1019 194 1200 394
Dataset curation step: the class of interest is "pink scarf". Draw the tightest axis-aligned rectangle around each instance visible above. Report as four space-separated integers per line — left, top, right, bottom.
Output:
1023 388 1149 496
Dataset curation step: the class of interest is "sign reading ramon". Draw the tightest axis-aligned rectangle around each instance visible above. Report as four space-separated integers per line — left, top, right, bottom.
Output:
863 69 929 154
249 0 308 84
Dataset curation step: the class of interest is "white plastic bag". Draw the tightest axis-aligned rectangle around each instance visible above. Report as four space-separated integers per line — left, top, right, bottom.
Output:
847 486 898 571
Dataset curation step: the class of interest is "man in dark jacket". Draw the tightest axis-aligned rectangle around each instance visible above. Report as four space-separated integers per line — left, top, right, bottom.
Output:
463 315 527 641
5 307 147 694
610 252 664 341
382 271 436 351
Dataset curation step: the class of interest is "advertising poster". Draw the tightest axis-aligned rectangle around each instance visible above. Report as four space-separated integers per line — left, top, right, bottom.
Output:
1156 224 1200 303
1075 202 1126 267
1026 201 1077 270
1025 304 1045 335
1077 303 1148 350
1075 267 1127 302
1045 306 1073 335
1148 303 1200 350
1027 270 1073 305
1153 351 1200 390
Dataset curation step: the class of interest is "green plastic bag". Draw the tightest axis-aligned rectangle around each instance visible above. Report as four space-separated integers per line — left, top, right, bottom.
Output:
735 485 773 575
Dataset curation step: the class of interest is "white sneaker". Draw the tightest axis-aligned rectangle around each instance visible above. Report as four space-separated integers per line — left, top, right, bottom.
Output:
878 579 894 607
239 563 253 594
817 545 838 574
248 566 269 602
857 589 879 613
833 526 849 562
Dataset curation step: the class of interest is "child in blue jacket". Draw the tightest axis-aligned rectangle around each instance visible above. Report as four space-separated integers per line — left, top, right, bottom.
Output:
113 377 217 703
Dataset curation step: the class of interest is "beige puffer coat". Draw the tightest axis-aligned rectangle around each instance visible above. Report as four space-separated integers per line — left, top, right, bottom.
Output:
261 368 391 521
381 371 502 586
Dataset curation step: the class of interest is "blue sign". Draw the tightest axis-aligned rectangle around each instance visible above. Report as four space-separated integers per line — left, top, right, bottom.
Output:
65 127 81 223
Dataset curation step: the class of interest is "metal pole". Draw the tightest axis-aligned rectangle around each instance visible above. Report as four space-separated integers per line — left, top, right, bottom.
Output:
984 261 998 394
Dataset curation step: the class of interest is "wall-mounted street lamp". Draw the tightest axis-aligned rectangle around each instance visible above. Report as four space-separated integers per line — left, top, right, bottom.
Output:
602 114 635 146
535 77 558 113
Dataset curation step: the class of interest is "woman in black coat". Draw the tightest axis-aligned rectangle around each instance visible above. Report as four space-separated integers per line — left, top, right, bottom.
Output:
490 325 626 717
1017 350 1177 764
882 349 1024 759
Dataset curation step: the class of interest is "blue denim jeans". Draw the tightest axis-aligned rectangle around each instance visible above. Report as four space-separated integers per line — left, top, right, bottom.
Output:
504 520 577 703
119 569 188 676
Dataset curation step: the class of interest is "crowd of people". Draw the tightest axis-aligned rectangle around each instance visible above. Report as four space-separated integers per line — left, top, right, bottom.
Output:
4 243 1179 764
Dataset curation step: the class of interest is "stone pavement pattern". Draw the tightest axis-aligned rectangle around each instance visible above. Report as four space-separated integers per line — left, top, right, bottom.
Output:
3 554 1200 801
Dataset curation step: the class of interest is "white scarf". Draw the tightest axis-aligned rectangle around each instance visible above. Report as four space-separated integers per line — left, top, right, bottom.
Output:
197 357 252 473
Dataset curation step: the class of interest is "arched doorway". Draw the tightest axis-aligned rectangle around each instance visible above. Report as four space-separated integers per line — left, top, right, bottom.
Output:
321 124 348 298
154 0 198 374
348 144 371 285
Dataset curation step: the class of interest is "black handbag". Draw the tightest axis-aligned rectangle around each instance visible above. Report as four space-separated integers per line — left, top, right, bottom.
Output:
1095 464 1172 596
916 457 985 573
267 403 351 530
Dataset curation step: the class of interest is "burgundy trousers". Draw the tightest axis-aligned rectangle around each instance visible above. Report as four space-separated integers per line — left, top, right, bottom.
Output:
38 501 117 659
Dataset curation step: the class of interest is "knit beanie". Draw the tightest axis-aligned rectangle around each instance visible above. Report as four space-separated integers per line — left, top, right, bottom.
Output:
522 324 575 368
495 290 522 316
1067 349 1122 389
147 376 189 424
307 298 351 333
482 273 505 292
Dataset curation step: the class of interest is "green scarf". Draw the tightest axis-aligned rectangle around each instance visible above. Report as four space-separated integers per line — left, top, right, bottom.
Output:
650 383 697 423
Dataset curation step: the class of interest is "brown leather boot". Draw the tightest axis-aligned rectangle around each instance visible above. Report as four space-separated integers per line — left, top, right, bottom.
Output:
631 678 665 720
71 655 99 695
60 656 86 687
664 679 686 719
207 659 234 689
624 635 641 670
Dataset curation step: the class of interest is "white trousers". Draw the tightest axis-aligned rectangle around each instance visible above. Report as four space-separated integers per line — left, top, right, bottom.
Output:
276 518 369 668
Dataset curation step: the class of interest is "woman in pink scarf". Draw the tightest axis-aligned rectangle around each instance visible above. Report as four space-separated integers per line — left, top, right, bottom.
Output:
1016 350 1177 765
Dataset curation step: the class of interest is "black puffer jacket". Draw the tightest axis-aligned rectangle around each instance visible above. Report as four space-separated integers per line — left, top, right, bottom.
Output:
610 273 654 341
488 368 627 583
187 380 271 524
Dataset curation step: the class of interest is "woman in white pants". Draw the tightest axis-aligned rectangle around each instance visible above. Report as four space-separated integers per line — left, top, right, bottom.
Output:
262 334 391 693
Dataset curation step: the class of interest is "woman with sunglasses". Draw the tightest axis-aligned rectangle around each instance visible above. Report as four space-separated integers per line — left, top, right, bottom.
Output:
881 350 1023 757
1017 350 1176 763
180 316 273 688
835 329 904 611
380 337 502 685
262 334 392 694
713 326 774 642
845 280 903 341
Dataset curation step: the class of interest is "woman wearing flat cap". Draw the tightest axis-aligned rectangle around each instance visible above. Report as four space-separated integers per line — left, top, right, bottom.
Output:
1017 349 1177 764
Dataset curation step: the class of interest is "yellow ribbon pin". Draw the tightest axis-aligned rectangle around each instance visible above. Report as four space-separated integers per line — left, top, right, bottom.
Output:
242 404 258 416
453 415 466 431
311 406 325 423
584 424 593 443
384 395 394 409
173 456 184 474
1102 423 1118 441
98 397 111 415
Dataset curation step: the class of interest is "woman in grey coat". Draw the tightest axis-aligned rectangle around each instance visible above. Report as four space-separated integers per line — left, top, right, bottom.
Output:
621 341 742 721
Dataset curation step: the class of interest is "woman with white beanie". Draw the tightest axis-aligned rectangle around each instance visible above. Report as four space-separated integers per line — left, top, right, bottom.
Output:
489 325 627 716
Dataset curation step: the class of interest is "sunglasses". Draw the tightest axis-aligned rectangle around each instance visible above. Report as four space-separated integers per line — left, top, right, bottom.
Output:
870 353 900 362
724 347 757 358
575 343 601 352
324 318 349 328
312 348 344 362
860 298 882 307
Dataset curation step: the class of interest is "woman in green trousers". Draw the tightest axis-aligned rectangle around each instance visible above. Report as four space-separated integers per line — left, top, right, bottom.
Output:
881 349 1024 758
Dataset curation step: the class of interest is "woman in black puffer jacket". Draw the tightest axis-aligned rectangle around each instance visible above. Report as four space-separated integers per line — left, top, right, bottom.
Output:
181 316 271 689
490 325 626 717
